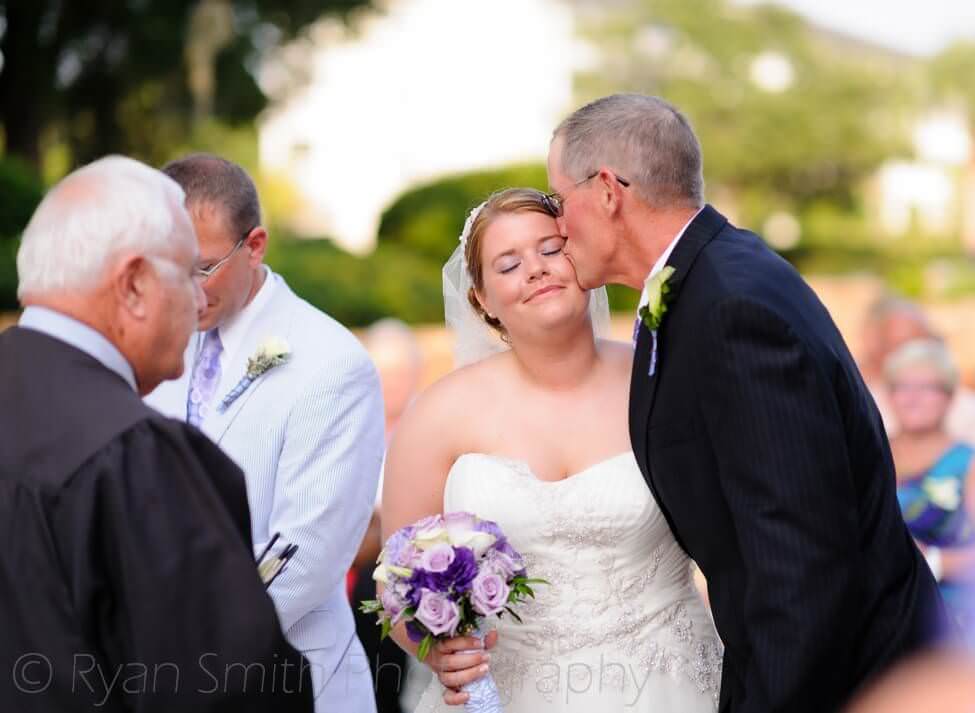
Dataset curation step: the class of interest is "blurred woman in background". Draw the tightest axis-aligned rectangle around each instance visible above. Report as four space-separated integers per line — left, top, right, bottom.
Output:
888 338 975 640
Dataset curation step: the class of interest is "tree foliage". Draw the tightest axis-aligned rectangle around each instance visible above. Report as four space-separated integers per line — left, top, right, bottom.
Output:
0 0 374 169
575 0 916 227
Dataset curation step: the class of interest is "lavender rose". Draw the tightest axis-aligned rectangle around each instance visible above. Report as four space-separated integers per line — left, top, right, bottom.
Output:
383 526 419 567
470 571 511 616
415 589 461 636
474 519 504 540
484 547 523 579
420 543 455 573
381 587 407 624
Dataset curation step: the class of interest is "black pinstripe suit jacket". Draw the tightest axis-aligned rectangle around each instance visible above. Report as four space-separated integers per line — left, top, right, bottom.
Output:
629 205 948 713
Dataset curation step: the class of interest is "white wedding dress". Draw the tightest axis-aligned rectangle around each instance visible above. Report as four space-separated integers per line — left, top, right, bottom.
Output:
414 451 723 712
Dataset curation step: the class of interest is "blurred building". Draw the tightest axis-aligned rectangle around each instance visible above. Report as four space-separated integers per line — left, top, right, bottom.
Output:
257 0 580 252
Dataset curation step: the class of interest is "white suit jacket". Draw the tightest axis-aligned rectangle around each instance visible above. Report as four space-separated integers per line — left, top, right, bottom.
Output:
146 271 384 690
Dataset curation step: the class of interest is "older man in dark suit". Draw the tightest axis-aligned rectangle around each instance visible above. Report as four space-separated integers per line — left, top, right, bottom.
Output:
0 156 313 712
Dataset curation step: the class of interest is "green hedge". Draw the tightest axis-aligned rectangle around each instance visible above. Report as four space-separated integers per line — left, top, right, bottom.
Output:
377 164 549 263
265 238 444 326
0 157 44 309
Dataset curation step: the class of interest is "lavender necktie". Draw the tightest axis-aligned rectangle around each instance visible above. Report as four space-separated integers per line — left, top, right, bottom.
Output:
187 329 223 427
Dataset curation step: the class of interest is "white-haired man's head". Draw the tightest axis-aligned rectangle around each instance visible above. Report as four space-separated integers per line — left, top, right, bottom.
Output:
17 155 194 297
16 155 205 395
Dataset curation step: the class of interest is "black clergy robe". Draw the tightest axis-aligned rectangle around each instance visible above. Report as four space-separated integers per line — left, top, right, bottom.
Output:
0 326 314 712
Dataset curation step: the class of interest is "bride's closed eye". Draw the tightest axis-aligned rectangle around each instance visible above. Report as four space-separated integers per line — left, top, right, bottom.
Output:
495 237 566 274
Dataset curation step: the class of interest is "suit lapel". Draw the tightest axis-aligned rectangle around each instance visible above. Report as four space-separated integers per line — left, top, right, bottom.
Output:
203 277 298 444
629 321 654 477
631 205 727 479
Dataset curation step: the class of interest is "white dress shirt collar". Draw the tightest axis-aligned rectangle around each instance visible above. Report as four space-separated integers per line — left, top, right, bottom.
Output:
19 306 138 391
638 207 703 309
216 265 276 366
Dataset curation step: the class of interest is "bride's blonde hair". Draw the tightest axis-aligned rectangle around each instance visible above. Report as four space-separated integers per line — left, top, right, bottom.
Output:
463 188 559 342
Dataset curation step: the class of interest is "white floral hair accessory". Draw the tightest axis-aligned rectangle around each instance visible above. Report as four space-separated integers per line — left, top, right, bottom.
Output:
458 201 488 271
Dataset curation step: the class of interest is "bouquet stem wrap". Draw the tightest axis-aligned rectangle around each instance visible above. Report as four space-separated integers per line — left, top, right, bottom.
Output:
461 627 503 713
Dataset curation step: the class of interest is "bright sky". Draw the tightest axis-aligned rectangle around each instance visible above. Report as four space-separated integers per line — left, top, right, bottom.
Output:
259 0 975 250
733 0 975 56
259 0 582 250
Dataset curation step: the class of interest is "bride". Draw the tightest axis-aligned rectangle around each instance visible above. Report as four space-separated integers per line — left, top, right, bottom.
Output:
380 187 722 711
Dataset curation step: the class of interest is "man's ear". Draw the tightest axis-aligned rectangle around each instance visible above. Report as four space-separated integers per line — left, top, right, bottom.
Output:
113 254 152 319
245 227 269 266
597 168 624 216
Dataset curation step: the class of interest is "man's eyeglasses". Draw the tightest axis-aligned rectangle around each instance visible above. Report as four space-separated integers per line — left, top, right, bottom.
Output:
542 170 630 217
194 227 255 282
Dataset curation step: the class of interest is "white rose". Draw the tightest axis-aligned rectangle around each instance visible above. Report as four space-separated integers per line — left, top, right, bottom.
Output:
450 530 497 558
259 336 291 360
414 525 450 550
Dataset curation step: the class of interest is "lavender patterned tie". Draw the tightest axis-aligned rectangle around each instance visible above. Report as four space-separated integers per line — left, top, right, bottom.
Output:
187 329 223 427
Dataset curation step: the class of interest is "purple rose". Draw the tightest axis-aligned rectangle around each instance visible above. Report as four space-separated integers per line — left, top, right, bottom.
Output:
383 527 416 567
415 589 461 636
440 546 478 593
470 572 510 617
474 519 504 540
381 587 407 624
494 540 526 577
405 619 426 643
484 548 523 579
407 546 478 603
420 543 455 573
406 570 437 607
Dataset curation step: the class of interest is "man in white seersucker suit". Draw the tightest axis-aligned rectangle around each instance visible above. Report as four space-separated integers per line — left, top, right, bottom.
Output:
146 153 384 713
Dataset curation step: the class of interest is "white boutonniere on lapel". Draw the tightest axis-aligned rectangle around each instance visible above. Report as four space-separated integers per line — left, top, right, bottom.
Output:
638 266 676 377
217 336 291 413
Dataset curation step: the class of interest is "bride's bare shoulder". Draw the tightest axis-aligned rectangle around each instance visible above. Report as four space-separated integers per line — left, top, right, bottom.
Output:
393 352 510 438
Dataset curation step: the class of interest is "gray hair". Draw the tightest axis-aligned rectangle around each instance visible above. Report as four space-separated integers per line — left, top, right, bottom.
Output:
554 93 704 210
17 155 190 299
162 153 261 237
884 338 959 393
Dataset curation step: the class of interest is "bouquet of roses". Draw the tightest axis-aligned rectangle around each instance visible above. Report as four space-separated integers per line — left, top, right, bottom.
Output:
360 512 544 712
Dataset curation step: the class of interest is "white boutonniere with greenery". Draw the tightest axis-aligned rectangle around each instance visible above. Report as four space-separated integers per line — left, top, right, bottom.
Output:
638 266 675 377
218 337 291 413
638 266 676 332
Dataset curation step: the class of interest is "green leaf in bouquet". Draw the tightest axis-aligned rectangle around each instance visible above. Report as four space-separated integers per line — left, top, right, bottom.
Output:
417 634 434 662
359 599 383 614
503 606 523 624
380 617 392 640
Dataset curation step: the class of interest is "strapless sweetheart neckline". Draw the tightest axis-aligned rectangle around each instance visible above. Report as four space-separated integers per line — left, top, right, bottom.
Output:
451 450 633 485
